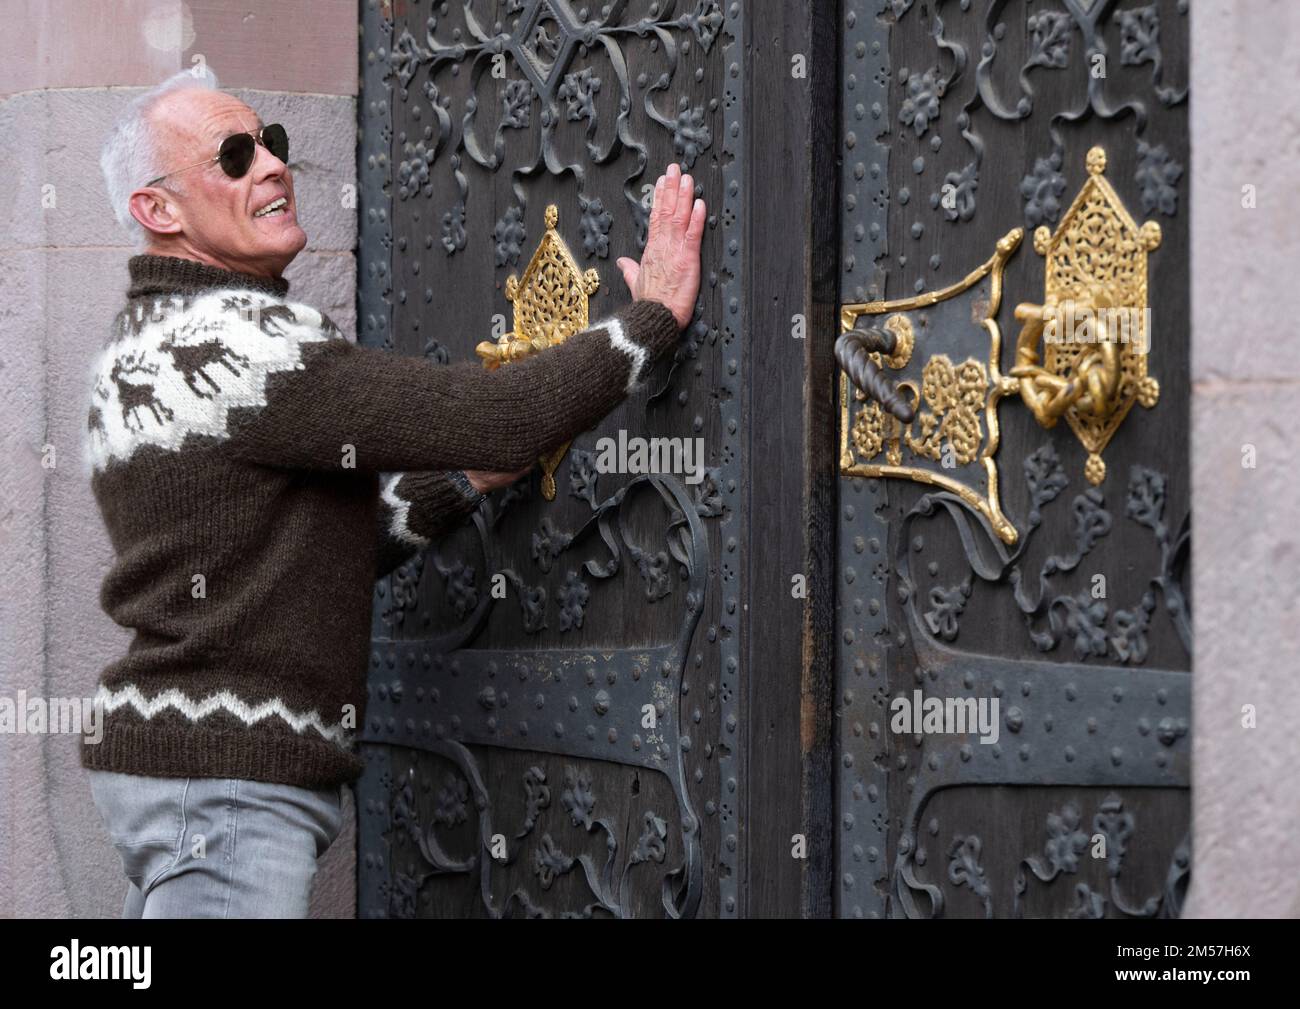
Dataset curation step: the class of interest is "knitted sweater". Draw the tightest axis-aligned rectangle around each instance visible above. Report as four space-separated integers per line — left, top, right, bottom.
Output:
81 254 680 789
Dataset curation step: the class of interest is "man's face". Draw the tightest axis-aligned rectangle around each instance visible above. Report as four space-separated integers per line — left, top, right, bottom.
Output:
141 89 306 278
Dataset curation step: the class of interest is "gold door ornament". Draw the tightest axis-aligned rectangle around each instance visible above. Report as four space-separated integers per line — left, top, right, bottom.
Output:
838 146 1163 543
1010 146 1161 486
840 228 1025 545
476 204 601 500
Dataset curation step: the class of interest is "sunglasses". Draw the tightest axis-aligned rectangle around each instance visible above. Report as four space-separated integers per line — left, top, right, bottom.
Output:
143 123 289 188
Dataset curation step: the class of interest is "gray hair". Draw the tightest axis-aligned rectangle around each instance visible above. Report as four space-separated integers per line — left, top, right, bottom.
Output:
100 65 220 248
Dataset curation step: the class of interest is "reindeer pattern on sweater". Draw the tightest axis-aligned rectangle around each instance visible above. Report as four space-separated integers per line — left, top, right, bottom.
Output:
87 292 340 474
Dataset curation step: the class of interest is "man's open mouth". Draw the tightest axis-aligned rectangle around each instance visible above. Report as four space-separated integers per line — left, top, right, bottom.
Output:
253 197 288 218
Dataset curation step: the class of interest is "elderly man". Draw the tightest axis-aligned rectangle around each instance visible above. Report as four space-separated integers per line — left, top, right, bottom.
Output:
84 68 706 918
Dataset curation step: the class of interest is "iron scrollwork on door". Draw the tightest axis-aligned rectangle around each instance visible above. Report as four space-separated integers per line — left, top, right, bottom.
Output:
838 146 1164 543
363 474 710 918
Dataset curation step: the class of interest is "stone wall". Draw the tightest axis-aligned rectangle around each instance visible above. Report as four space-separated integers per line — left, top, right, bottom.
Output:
0 0 359 918
1182 0 1300 918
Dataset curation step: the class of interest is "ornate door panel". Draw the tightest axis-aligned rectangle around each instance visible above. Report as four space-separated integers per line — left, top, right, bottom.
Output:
357 0 746 918
835 0 1191 917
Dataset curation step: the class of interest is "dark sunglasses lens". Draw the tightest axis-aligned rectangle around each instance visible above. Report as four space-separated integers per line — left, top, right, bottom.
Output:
218 133 256 178
263 124 289 163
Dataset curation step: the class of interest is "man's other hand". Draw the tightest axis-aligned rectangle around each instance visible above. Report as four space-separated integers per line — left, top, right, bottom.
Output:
464 466 532 494
616 162 707 330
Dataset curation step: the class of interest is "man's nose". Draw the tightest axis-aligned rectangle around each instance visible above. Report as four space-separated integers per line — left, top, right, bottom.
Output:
251 139 288 180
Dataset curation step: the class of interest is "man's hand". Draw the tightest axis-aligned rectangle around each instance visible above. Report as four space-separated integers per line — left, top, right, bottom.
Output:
616 162 707 330
464 466 531 494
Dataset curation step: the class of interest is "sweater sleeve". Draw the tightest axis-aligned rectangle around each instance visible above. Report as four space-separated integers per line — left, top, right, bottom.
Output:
374 470 485 580
220 298 680 474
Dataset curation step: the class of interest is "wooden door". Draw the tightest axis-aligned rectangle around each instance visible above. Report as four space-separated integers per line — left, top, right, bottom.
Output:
356 0 764 918
354 0 1189 920
835 0 1192 918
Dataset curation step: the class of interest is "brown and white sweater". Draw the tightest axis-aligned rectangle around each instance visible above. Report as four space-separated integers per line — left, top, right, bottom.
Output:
81 254 680 789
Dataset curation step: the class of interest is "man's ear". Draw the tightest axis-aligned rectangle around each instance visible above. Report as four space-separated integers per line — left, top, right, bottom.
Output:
128 187 183 239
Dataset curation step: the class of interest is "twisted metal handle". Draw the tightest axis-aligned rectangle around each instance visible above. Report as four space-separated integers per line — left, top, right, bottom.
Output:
835 326 915 423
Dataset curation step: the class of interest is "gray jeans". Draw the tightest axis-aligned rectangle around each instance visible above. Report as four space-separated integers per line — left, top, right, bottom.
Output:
88 769 345 918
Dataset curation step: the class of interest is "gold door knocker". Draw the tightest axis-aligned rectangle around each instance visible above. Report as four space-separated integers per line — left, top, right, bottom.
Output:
837 146 1163 543
476 204 601 500
1008 146 1162 485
